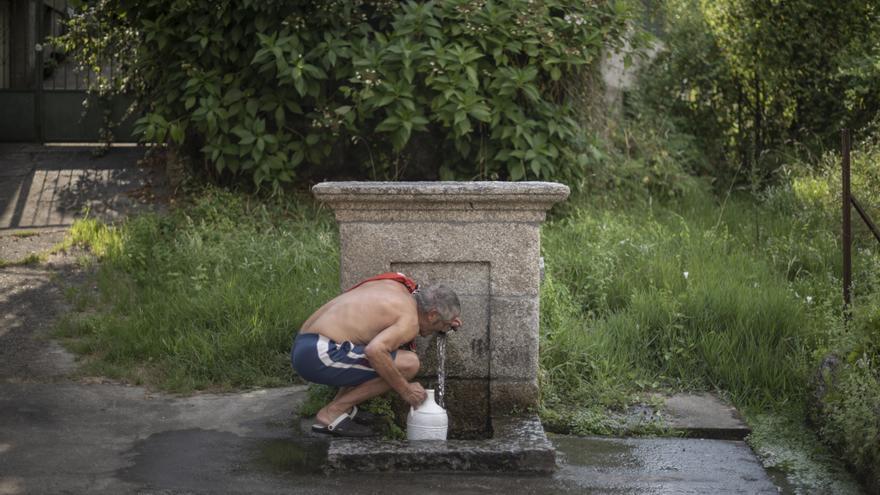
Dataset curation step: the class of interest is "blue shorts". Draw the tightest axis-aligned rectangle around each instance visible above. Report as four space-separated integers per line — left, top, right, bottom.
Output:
291 333 396 387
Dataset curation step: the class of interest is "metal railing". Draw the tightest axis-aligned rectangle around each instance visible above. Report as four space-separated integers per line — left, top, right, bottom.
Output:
841 128 880 313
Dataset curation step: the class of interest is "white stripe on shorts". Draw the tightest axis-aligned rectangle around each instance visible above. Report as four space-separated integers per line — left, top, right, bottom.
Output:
316 335 374 372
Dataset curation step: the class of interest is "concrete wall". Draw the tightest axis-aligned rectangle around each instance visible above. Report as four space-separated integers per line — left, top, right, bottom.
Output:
313 182 569 438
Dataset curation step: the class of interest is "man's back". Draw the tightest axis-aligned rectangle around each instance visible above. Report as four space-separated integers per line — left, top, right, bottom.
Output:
299 280 418 345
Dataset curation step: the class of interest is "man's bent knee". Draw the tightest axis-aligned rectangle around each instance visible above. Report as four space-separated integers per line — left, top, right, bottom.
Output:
395 350 420 379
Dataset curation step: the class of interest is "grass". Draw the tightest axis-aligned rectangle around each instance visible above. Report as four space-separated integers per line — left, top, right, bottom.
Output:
539 189 834 418
0 252 47 267
55 187 339 392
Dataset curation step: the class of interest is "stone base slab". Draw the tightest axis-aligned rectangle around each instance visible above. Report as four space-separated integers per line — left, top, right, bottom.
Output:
659 393 751 440
326 415 555 473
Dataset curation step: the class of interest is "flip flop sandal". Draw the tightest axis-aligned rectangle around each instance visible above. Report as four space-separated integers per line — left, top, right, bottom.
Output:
348 405 379 426
311 412 377 438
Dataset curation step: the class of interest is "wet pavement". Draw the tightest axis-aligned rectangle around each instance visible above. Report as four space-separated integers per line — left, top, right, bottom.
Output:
0 382 782 495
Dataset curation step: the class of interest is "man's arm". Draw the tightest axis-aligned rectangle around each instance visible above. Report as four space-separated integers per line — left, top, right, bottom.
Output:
364 319 426 407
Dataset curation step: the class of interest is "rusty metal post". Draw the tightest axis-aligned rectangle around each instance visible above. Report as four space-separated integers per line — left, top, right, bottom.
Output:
842 129 852 314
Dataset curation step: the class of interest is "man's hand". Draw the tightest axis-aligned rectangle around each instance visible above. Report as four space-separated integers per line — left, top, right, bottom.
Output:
402 381 427 407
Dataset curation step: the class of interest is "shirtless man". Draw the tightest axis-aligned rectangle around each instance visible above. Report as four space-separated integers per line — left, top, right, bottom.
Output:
291 273 462 437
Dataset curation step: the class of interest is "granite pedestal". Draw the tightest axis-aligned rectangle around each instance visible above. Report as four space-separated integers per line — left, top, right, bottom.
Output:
312 181 568 471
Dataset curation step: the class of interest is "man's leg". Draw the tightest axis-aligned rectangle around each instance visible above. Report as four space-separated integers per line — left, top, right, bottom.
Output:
315 350 418 427
333 386 352 401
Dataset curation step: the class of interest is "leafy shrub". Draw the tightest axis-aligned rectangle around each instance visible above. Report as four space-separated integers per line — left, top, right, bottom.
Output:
600 97 707 199
637 0 880 183
813 299 880 491
820 355 880 491
60 0 632 188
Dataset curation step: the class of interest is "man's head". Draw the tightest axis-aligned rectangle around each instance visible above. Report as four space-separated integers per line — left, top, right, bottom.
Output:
414 284 462 337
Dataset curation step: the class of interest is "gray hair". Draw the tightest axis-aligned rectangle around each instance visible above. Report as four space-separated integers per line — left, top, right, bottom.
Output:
414 284 460 320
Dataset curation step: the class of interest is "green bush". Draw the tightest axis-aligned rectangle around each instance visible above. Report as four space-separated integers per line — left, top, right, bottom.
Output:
790 129 880 218
61 0 632 188
637 0 880 183
820 353 880 490
586 93 708 200
815 299 880 491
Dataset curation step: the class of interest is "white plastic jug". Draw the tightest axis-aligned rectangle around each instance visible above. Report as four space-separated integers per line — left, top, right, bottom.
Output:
406 389 448 440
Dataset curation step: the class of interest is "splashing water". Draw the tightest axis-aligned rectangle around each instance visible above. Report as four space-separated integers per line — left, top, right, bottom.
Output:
436 333 447 409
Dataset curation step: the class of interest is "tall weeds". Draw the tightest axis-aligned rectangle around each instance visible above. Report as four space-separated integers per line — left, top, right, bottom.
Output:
539 189 844 428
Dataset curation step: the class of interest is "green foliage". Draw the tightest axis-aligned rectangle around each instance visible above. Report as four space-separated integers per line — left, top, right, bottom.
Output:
819 353 880 487
539 159 880 488
813 298 880 490
598 97 708 199
748 133 880 490
60 0 633 188
298 384 337 418
790 128 880 217
55 187 339 391
638 0 880 183
770 133 880 299
63 216 125 258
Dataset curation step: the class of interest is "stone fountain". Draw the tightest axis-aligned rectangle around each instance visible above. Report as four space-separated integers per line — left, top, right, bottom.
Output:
311 181 569 472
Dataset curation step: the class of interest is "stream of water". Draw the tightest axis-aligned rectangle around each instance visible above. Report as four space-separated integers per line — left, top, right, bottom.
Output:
436 333 447 409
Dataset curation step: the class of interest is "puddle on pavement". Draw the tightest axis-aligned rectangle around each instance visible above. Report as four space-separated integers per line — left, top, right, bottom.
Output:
257 438 329 474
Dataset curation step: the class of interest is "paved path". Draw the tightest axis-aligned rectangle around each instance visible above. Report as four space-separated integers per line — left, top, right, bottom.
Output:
0 145 786 494
0 143 160 232
0 381 782 495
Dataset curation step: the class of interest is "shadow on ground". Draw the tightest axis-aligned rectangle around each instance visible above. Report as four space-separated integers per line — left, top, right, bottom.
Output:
0 259 78 381
0 144 164 231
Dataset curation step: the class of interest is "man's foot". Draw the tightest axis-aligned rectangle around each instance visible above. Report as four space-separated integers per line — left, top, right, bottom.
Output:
311 412 377 438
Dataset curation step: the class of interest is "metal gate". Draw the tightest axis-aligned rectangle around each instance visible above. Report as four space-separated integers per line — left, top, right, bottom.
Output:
0 0 135 142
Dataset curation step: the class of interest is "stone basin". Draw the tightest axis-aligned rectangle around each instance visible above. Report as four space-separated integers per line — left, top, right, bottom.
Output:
327 415 556 473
